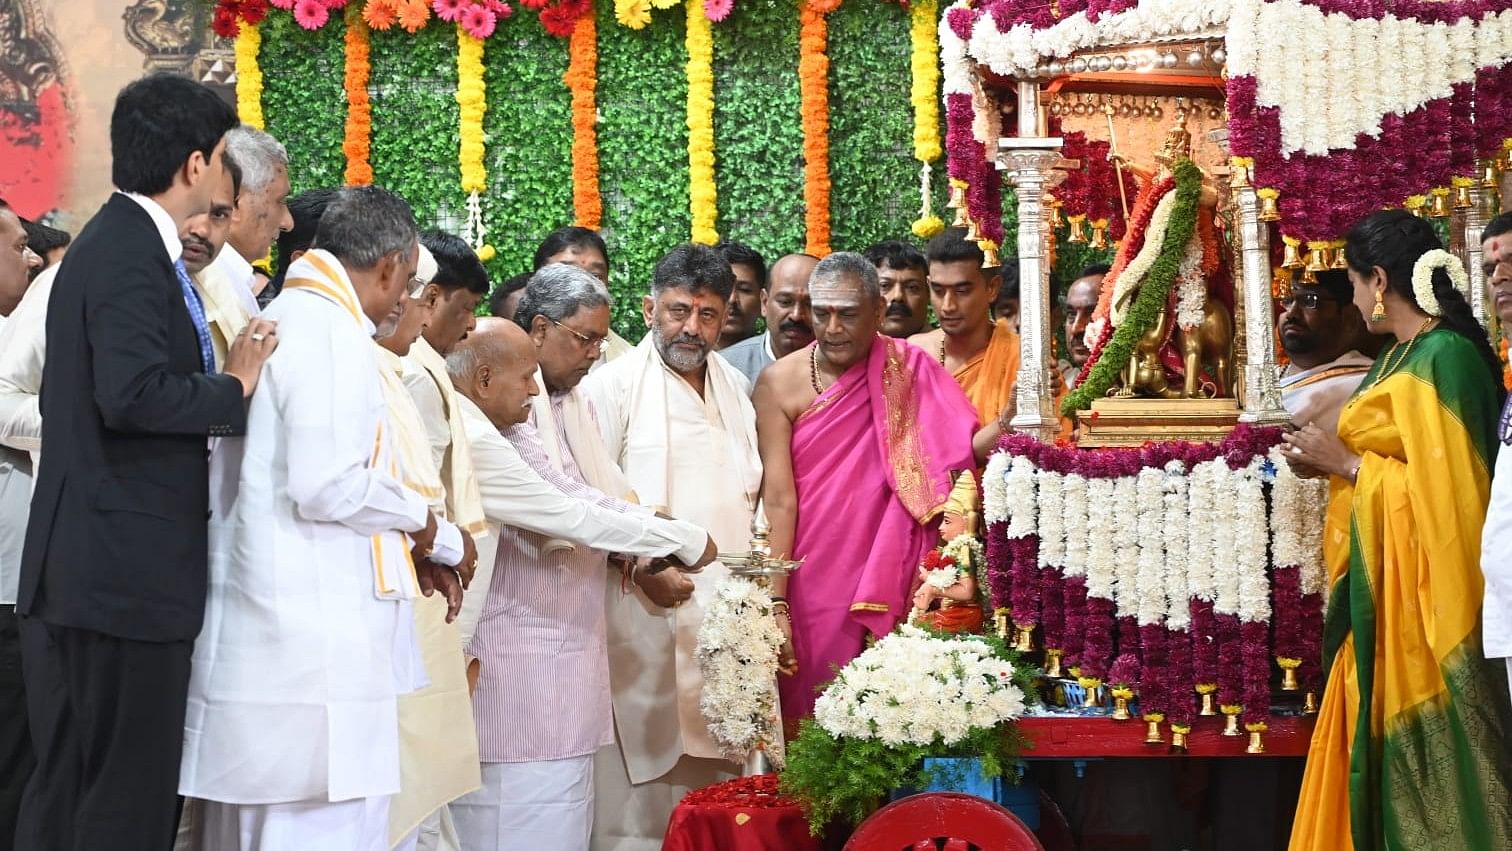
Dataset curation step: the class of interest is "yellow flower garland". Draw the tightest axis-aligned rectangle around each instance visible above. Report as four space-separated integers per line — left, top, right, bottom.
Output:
908 0 941 238
234 24 265 129
456 29 494 261
686 0 718 244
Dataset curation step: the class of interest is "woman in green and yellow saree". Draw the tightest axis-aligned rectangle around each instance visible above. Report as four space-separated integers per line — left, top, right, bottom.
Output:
1283 210 1512 850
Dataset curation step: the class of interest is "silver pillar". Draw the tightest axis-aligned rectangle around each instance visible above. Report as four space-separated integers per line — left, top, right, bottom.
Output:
1233 183 1289 425
1460 184 1493 332
1000 137 1065 442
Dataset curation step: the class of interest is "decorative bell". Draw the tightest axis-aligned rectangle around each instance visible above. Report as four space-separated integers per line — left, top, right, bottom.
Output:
1301 266 1318 285
1229 161 1252 189
1484 161 1503 189
1330 246 1348 270
1221 712 1242 737
982 245 1001 269
1246 730 1266 754
1258 192 1281 222
1303 692 1319 715
1429 191 1451 218
1170 727 1190 752
1112 696 1132 721
1044 649 1064 679
946 184 965 210
1280 666 1300 692
1199 691 1218 716
952 205 970 228
1067 216 1089 244
1090 223 1110 250
965 219 984 242
1281 240 1304 269
1453 183 1474 210
1013 624 1035 653
1304 247 1328 275
1144 717 1164 744
1050 204 1064 229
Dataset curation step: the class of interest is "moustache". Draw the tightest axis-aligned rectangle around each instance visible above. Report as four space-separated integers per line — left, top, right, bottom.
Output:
669 333 706 350
885 302 913 319
780 319 812 336
182 235 211 255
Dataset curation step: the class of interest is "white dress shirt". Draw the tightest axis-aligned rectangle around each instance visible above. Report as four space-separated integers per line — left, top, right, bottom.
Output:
209 243 263 318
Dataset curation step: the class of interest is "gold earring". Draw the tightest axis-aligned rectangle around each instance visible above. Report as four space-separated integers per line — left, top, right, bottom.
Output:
1371 291 1387 323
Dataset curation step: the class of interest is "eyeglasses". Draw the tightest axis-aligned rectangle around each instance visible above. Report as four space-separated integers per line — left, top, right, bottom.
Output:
549 316 608 352
1277 291 1340 310
405 274 431 299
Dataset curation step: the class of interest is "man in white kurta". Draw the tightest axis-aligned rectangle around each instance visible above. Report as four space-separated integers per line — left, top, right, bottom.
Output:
1276 270 1373 435
447 284 714 851
180 190 471 850
581 245 760 850
1478 212 1512 697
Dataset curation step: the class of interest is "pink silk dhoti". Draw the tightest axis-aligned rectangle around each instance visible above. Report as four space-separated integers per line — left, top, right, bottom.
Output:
779 337 979 720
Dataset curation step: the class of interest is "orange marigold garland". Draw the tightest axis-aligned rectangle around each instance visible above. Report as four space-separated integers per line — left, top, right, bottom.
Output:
564 4 602 229
344 4 374 186
798 0 838 256
1502 336 1511 391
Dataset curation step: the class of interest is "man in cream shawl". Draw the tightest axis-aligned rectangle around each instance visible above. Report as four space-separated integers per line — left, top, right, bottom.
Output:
181 188 474 850
582 245 761 850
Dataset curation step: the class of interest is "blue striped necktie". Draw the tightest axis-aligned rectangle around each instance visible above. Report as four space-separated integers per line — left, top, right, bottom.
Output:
173 259 216 374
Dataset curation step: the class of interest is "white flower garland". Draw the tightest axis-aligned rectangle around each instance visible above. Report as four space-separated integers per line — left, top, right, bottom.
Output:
1267 446 1307 569
1110 476 1140 619
923 563 966 591
1110 188 1178 326
1083 317 1106 354
1185 460 1219 604
1162 461 1190 631
942 533 986 572
1062 473 1090 579
982 450 1010 525
1037 468 1066 569
1210 463 1241 619
1174 231 1208 331
1235 459 1271 623
813 624 1027 748
696 576 788 763
1411 249 1470 317
1004 455 1039 539
1297 479 1329 602
939 1 973 99
1084 477 1117 599
1134 467 1168 627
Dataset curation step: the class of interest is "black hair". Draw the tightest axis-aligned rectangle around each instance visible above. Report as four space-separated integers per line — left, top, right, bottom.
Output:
925 227 985 267
109 73 238 196
864 240 928 275
714 241 767 288
23 219 70 257
274 188 340 277
1306 269 1353 302
1344 209 1500 393
1079 263 1111 279
997 262 1020 299
1485 212 1512 242
489 272 531 318
533 226 609 270
652 243 735 301
421 230 489 294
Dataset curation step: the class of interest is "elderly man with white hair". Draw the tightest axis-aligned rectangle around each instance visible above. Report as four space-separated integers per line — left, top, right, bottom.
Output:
209 124 291 315
448 265 716 851
180 186 474 851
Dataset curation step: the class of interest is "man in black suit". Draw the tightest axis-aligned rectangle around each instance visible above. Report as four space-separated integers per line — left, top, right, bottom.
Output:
15 73 280 851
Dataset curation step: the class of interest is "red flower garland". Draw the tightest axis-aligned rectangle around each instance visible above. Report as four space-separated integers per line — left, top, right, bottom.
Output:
1010 534 1040 632
985 519 1012 613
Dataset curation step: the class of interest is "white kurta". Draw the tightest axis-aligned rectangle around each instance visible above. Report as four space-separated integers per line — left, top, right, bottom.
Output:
181 250 435 806
1482 398 1512 682
581 339 761 781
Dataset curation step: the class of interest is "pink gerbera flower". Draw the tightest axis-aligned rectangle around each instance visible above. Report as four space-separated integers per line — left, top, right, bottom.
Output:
433 0 467 21
483 0 512 13
292 0 331 28
269 0 296 10
703 0 732 21
460 3 497 38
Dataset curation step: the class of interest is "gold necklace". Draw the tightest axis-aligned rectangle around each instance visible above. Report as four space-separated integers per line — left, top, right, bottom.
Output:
810 344 827 394
1369 317 1436 389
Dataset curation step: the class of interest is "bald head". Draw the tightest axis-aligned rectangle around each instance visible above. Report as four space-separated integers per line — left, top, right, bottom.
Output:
448 317 539 428
762 253 818 358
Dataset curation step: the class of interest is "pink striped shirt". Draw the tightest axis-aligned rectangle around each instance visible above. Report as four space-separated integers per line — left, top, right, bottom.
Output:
467 398 648 763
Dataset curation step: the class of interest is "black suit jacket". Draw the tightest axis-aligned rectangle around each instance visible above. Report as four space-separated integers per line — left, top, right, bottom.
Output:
17 194 246 642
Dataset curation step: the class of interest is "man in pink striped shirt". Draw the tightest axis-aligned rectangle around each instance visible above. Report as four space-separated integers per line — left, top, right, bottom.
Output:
448 271 715 851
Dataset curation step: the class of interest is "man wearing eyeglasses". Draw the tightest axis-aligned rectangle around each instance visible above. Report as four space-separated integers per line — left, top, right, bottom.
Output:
1276 268 1374 435
1477 211 1512 705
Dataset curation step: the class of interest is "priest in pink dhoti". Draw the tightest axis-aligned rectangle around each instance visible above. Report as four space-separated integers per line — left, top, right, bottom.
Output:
582 244 760 850
754 252 979 722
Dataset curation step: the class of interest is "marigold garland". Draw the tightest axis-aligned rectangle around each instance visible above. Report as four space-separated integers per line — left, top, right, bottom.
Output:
565 6 602 229
908 0 941 237
1502 336 1511 391
798 0 835 256
234 24 266 129
343 6 374 186
456 28 495 260
685 0 718 243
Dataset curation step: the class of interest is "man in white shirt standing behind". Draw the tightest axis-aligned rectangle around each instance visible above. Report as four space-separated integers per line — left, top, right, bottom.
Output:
209 125 291 315
0 197 42 851
180 186 474 850
582 244 760 850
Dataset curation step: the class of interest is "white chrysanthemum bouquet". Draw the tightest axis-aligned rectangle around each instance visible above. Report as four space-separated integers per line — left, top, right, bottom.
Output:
782 624 1035 831
696 576 786 766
